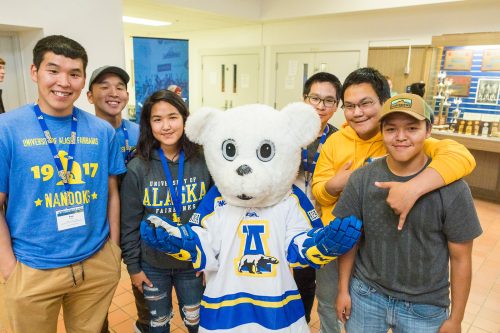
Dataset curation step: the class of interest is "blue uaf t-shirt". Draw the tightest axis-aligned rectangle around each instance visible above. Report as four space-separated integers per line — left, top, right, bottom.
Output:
0 104 126 269
115 119 139 163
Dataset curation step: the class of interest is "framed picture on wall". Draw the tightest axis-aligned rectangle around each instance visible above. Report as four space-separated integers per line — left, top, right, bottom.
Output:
448 76 471 97
444 49 473 71
475 79 500 105
132 37 189 122
481 49 500 71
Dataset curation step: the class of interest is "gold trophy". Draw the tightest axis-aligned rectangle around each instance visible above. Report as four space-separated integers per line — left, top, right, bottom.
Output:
449 97 462 132
440 79 452 125
433 71 447 125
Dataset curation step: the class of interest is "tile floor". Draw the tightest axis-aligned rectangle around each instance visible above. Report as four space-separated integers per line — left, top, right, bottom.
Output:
0 198 499 333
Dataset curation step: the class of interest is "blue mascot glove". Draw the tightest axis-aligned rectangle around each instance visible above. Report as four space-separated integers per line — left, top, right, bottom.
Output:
316 215 362 256
140 215 195 261
302 215 362 267
163 219 206 270
287 232 311 269
140 218 168 251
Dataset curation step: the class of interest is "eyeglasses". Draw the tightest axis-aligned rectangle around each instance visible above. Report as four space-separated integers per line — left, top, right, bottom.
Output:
342 100 377 112
306 95 338 108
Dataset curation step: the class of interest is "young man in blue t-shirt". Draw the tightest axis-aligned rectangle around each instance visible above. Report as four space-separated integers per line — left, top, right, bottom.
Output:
88 65 139 164
87 66 146 333
0 35 126 333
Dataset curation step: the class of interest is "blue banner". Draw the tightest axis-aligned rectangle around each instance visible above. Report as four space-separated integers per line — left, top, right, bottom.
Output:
133 37 189 122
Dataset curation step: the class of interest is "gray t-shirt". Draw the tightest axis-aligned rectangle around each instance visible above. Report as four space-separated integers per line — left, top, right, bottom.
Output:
333 157 482 307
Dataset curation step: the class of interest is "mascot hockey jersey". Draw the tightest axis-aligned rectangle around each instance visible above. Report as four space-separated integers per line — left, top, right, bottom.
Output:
191 185 322 332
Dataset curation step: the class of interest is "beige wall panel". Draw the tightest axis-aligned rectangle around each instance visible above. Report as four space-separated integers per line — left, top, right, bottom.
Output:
368 46 432 97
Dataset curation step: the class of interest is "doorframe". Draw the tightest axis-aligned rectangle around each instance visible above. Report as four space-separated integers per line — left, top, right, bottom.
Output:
268 42 369 106
199 47 265 108
0 31 28 107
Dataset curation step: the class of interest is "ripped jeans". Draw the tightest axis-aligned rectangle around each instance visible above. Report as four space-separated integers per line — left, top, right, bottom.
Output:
141 261 204 333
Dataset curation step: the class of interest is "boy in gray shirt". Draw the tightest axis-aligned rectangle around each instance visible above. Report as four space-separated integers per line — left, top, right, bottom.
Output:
335 93 482 332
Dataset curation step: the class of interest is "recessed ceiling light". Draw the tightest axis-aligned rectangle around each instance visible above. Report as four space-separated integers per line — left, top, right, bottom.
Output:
122 16 171 26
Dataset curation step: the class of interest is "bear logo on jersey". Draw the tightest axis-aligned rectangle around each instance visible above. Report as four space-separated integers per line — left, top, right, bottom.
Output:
235 221 277 276
238 254 279 274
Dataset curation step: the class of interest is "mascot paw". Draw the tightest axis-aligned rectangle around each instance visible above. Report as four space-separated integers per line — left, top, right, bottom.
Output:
302 215 362 265
317 215 362 256
140 215 194 261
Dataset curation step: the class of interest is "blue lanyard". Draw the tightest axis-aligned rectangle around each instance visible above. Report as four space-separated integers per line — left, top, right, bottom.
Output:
121 122 131 162
158 148 185 223
301 125 329 190
33 104 78 192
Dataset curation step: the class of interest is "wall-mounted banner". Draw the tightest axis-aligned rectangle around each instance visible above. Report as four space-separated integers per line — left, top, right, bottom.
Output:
133 37 189 122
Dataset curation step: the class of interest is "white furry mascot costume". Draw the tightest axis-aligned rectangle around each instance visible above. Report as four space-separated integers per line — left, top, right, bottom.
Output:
141 103 362 332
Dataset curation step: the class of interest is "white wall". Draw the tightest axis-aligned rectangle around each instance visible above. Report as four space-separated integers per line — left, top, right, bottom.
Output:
156 0 261 20
153 0 461 21
260 0 500 45
124 0 500 111
260 0 461 20
0 0 125 114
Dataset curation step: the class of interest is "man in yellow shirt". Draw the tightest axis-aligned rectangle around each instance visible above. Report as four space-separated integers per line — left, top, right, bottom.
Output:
311 67 475 330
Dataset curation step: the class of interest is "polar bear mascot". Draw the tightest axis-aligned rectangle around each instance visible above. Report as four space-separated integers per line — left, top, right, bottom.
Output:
141 103 362 332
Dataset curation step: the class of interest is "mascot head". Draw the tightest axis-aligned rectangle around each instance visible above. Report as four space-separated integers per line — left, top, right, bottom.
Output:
185 103 320 207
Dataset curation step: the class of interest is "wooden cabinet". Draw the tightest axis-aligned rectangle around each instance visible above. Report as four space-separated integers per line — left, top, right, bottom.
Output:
432 130 500 202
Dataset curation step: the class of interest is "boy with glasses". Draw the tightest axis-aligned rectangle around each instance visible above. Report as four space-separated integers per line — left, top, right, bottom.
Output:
334 93 481 332
311 67 475 330
300 72 341 204
294 72 341 328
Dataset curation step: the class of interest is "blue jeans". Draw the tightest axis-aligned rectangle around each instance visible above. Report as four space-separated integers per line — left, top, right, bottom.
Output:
346 276 448 333
316 260 341 333
141 262 204 333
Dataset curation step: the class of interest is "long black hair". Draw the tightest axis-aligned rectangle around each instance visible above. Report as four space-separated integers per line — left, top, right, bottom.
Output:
136 89 199 161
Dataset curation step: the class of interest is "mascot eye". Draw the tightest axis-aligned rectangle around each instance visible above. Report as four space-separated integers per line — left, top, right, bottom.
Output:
256 140 275 162
222 139 238 161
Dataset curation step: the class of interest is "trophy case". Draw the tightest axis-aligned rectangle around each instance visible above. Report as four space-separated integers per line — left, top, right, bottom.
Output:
427 32 500 202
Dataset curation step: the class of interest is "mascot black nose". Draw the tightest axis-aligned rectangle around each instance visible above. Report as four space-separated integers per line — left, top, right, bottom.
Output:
236 164 252 176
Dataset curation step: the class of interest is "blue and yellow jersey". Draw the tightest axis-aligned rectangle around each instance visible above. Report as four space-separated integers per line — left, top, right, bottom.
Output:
188 187 317 332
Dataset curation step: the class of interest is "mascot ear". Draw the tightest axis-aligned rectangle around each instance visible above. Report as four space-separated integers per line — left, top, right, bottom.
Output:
185 107 221 145
281 102 321 148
